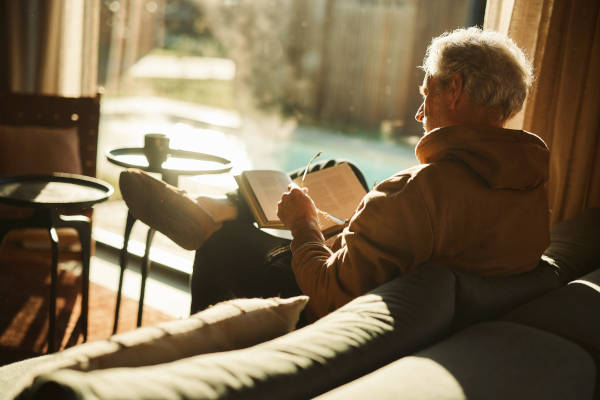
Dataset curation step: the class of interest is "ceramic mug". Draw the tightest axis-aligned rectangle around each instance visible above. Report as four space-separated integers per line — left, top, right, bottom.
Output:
144 133 170 169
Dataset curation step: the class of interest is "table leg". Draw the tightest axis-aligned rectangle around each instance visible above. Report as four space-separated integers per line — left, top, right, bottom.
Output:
54 213 93 343
48 226 59 353
0 227 11 248
80 236 90 343
113 211 136 334
137 227 156 327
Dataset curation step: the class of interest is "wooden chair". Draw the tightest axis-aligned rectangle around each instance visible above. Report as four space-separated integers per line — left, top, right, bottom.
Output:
0 92 101 352
0 92 100 177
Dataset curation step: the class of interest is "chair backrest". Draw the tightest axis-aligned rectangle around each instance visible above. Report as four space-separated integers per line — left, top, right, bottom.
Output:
0 92 101 177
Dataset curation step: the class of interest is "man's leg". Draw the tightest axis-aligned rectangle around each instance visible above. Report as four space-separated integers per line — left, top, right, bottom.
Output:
120 160 367 252
119 160 368 314
119 169 237 250
189 218 298 313
119 170 296 313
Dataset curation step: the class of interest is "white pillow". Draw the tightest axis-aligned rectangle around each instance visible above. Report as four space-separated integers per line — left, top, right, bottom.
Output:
71 296 307 370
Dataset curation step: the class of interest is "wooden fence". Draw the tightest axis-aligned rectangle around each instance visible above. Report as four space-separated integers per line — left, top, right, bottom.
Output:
286 0 472 135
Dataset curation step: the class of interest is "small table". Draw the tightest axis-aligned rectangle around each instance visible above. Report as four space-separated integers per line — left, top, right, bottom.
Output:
106 147 232 332
0 173 113 352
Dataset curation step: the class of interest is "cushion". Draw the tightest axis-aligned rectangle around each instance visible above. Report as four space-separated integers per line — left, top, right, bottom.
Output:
17 264 455 400
315 321 596 400
0 355 54 400
7 296 308 400
452 259 561 330
503 268 600 360
0 125 82 176
543 207 600 282
0 124 84 223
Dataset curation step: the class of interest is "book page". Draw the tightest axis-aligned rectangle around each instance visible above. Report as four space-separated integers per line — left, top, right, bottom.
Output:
242 170 292 223
293 162 367 230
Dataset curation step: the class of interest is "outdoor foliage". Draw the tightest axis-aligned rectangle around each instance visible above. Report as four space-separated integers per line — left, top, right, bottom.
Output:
164 0 227 58
200 0 298 115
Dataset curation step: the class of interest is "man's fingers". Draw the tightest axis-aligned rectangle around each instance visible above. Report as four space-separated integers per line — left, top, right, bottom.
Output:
284 185 309 198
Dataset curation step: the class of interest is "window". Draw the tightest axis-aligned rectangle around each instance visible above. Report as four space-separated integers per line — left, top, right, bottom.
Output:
95 0 485 268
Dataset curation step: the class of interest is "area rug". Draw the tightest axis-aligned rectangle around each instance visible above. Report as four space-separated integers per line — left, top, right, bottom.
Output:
0 246 174 367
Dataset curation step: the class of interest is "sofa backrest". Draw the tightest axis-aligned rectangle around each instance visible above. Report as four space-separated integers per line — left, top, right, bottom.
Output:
543 207 600 282
452 259 561 331
451 207 600 331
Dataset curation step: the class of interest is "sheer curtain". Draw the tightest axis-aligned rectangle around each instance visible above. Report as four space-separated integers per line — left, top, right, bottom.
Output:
2 0 100 97
485 0 600 225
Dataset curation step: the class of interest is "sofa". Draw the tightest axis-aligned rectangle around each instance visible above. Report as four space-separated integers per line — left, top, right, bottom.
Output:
1 208 598 400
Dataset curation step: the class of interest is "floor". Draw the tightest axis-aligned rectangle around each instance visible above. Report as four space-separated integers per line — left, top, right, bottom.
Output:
93 199 197 275
89 242 191 320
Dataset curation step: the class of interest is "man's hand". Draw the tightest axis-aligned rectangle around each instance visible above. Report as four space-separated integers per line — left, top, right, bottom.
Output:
277 183 320 235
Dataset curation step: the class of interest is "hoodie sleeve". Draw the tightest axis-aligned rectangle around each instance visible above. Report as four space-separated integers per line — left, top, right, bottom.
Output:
291 172 435 321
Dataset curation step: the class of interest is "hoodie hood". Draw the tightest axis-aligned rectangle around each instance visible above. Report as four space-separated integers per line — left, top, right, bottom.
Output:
415 125 549 190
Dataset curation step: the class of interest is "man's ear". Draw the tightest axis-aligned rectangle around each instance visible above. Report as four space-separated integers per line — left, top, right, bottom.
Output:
447 73 463 109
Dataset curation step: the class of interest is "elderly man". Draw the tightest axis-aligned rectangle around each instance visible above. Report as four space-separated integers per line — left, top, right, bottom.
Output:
121 27 549 322
276 27 549 320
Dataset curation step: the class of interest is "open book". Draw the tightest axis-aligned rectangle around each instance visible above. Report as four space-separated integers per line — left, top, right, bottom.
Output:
235 162 367 235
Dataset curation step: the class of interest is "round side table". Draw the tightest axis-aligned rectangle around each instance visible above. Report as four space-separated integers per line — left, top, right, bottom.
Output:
0 173 113 352
106 147 232 332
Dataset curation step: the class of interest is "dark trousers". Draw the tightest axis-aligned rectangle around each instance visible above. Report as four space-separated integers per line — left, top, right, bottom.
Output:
189 160 368 314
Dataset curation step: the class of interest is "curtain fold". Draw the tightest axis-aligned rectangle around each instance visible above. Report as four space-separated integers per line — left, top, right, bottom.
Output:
2 0 100 97
485 0 600 224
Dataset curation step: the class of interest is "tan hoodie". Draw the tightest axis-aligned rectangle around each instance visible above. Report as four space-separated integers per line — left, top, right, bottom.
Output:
291 125 550 321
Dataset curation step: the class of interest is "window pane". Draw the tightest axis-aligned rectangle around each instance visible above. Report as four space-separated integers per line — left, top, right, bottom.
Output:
98 0 484 185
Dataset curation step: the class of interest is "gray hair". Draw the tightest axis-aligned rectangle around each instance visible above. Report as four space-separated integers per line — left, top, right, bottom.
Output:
421 27 534 122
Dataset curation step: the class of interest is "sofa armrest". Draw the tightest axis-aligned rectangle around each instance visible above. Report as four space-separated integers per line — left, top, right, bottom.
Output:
315 321 596 400
19 264 455 400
